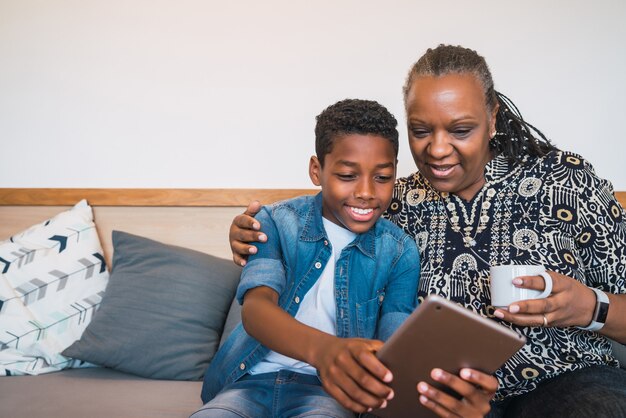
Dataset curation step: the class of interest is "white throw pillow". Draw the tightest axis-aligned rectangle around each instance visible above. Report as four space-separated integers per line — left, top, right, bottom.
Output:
0 200 109 375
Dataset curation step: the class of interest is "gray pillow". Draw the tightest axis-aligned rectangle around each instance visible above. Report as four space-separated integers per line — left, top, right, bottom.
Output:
218 297 242 349
62 231 240 380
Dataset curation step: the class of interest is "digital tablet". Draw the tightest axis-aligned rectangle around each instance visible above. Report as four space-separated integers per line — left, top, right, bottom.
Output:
372 294 526 418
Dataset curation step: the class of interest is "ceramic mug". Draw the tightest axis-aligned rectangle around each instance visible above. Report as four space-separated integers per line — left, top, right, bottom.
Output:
489 264 553 308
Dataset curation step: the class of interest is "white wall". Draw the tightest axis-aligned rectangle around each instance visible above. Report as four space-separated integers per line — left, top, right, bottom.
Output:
1 0 625 189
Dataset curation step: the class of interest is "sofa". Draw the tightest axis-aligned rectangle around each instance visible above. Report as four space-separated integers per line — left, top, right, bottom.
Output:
1 188 625 418
0 188 304 418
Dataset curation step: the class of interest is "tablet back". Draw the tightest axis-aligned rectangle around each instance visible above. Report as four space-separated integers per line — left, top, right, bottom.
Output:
372 295 525 418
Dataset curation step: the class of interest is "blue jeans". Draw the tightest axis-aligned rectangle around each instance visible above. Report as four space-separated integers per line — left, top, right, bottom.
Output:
191 370 355 418
487 365 626 418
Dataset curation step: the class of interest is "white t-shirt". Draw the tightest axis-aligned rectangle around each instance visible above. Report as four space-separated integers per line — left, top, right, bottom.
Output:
248 217 356 375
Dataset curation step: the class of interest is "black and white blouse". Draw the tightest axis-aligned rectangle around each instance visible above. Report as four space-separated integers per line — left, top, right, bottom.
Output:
386 150 626 400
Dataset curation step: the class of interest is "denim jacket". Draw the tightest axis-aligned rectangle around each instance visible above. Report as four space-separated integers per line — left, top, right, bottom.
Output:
201 193 420 403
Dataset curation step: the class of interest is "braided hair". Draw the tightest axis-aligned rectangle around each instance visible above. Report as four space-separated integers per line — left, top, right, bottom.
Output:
402 44 558 163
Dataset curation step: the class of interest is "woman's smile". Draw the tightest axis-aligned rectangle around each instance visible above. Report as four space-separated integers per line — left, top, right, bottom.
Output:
426 163 459 178
405 73 496 201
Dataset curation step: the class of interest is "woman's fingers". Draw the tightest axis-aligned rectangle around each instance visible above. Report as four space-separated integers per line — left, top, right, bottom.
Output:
242 200 263 218
496 270 597 328
229 222 263 266
417 368 495 417
492 271 558 325
513 273 554 292
229 201 266 266
458 368 498 395
230 242 254 266
494 305 549 327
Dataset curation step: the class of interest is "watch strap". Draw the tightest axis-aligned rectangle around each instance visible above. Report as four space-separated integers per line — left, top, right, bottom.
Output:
578 287 609 331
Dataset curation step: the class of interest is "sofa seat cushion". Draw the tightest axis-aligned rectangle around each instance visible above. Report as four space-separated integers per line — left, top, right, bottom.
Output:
0 367 202 418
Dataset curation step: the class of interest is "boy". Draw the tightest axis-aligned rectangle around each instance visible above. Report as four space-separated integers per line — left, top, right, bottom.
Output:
194 99 420 417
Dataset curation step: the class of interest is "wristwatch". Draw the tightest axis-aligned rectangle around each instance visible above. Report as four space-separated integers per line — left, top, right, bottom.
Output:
578 287 610 331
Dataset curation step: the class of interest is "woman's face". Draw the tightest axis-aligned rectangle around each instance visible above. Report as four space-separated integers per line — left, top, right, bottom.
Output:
405 73 497 201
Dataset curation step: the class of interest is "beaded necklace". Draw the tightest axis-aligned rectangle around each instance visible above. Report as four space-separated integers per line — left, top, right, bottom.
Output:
440 187 496 248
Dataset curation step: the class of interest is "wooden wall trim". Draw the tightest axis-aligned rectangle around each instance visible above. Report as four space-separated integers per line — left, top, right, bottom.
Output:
0 188 319 207
618 192 626 209
1 188 625 209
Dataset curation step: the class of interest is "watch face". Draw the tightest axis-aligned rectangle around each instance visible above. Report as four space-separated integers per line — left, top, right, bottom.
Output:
596 301 610 324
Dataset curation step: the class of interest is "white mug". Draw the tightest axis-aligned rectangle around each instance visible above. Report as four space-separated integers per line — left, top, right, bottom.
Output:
489 264 553 308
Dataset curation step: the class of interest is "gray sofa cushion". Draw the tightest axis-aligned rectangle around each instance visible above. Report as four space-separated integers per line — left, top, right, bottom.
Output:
218 297 242 349
0 367 202 418
63 231 240 380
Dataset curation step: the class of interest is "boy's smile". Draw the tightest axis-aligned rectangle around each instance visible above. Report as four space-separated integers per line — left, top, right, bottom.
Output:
309 134 397 234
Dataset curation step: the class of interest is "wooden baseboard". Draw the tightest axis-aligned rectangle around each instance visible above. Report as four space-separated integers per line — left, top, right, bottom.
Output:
0 188 319 207
0 188 624 209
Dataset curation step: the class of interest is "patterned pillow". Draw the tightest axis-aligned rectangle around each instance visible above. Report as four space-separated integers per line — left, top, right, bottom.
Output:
0 200 109 376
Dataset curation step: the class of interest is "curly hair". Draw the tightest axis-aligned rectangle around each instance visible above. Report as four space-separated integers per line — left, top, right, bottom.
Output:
315 99 399 166
403 44 558 163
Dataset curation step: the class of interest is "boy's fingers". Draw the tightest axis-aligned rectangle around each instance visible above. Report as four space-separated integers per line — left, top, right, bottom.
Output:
323 382 370 413
340 344 393 402
346 365 393 402
323 372 385 413
356 341 392 383
321 347 390 411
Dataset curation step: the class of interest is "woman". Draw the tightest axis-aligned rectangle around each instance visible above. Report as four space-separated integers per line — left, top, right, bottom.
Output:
229 45 626 417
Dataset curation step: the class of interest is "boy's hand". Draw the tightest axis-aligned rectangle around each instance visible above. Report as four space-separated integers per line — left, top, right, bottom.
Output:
417 368 497 417
310 336 393 413
229 200 266 266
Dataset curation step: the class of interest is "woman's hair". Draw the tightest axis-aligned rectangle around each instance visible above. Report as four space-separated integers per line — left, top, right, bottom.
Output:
403 44 558 163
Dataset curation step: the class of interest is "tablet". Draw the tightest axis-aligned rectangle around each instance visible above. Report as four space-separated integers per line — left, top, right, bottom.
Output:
372 294 526 418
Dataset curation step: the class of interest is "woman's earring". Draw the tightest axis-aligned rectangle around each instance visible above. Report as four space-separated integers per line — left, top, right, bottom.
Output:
489 132 498 149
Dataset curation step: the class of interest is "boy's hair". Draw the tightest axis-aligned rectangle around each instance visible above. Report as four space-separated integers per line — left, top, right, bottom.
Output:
315 99 399 167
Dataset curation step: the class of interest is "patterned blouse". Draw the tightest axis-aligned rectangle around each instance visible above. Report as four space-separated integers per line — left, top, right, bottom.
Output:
385 150 626 400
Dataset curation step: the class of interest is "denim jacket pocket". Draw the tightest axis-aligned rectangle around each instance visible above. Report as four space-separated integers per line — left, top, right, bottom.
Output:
355 290 385 338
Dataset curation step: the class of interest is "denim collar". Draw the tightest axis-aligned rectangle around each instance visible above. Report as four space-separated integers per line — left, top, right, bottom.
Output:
300 192 376 259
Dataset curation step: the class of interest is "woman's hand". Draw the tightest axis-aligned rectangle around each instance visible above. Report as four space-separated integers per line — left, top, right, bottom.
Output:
311 337 394 413
229 200 266 266
493 271 596 328
417 368 497 417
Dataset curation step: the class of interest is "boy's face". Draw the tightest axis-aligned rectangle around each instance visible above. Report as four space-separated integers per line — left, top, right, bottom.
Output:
309 134 396 234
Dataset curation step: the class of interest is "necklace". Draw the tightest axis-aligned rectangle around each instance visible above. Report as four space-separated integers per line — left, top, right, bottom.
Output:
440 188 496 248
